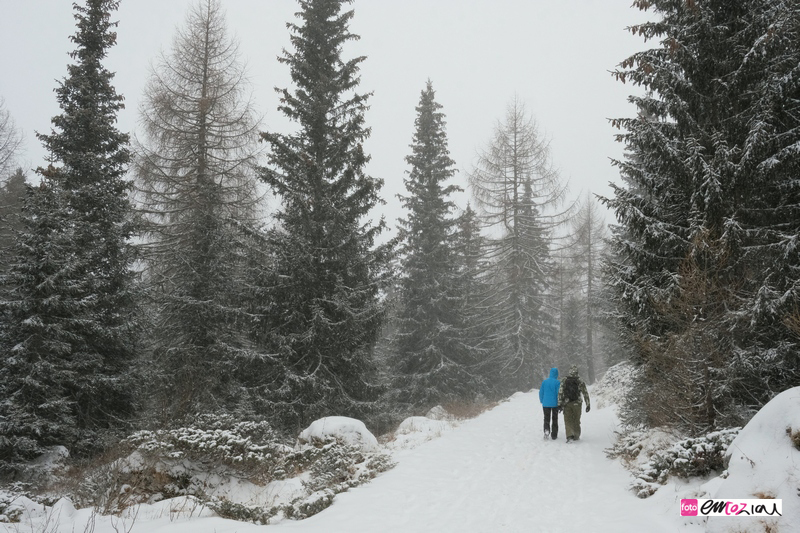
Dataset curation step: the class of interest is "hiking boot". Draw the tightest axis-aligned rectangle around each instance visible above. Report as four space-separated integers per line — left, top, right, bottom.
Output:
551 433 558 440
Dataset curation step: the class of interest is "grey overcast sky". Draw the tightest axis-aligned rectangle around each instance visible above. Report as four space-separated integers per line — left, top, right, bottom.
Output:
0 0 647 230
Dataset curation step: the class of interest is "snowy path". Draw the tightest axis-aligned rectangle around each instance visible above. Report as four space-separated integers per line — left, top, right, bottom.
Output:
270 391 677 533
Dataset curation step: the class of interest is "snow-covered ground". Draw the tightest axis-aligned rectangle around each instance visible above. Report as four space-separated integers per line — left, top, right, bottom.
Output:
4 386 798 532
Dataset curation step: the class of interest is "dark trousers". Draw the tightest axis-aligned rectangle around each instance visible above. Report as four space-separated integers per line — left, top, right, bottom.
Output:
542 407 559 438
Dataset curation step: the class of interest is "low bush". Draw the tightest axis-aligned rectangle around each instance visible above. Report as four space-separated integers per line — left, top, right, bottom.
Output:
53 413 396 522
608 427 740 498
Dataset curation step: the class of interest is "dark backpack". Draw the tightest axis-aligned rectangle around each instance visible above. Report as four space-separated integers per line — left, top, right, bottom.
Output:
563 376 580 403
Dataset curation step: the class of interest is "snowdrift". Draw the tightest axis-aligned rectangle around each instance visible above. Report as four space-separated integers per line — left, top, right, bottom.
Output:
706 386 800 533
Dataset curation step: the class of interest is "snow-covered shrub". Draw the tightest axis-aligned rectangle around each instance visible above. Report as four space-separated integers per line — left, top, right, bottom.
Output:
200 434 394 522
302 439 389 492
114 415 392 522
0 487 55 524
622 428 740 498
0 444 70 489
593 361 639 411
61 414 293 513
605 427 680 464
0 489 25 523
285 488 335 520
126 413 290 480
3 414 396 525
206 499 277 525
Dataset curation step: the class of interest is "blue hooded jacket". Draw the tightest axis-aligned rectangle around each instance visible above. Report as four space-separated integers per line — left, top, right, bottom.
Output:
539 368 560 408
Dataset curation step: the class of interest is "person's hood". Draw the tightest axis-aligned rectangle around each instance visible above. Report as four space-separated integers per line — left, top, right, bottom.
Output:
569 364 579 377
549 367 559 379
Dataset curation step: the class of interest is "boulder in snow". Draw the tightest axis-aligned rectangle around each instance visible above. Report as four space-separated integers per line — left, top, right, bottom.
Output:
706 387 800 533
425 405 453 421
297 416 379 452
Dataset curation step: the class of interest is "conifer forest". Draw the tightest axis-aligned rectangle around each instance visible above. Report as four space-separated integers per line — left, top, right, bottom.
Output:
0 0 798 496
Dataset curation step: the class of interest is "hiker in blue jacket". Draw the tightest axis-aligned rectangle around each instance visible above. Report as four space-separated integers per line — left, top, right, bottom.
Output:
539 368 561 440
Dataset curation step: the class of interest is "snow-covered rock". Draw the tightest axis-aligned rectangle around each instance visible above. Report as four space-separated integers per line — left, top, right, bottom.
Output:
425 405 453 421
706 386 800 533
297 417 379 452
396 416 450 436
384 416 455 452
50 498 76 520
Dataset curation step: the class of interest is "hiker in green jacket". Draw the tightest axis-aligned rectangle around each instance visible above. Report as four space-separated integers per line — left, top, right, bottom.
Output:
557 364 590 442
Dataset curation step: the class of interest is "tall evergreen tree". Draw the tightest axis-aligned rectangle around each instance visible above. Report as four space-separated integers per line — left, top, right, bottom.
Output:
258 0 392 429
605 0 800 431
134 0 263 420
389 81 478 411
0 0 137 464
452 203 493 390
468 99 568 395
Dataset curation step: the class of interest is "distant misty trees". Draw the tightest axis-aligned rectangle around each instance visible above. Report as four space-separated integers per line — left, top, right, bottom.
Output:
604 0 800 432
0 100 25 268
0 97 26 268
468 99 570 396
0 99 23 179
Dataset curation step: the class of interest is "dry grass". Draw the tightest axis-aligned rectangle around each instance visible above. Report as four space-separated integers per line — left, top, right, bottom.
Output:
788 427 800 451
441 399 497 420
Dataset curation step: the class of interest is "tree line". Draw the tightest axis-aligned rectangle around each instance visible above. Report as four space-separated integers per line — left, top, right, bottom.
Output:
0 0 604 474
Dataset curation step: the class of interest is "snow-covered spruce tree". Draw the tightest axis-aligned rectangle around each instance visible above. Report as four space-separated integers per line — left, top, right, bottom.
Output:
258 0 392 429
134 0 264 420
0 0 137 464
468 98 568 396
452 204 494 393
388 81 481 412
604 0 800 431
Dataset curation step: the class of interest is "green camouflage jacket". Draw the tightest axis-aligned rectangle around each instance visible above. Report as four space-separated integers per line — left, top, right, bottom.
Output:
557 365 590 408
